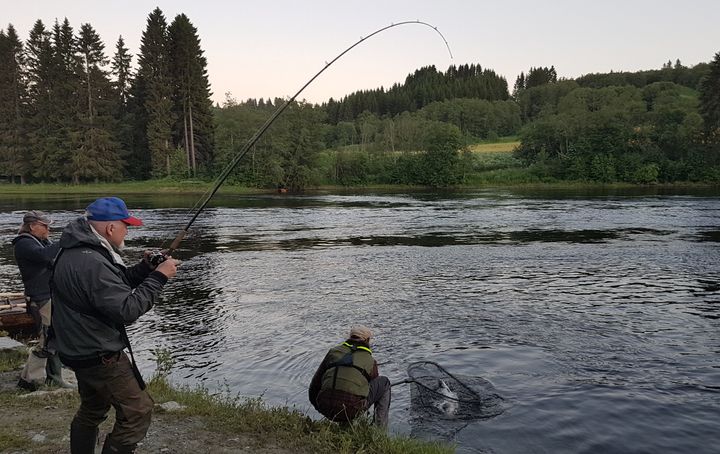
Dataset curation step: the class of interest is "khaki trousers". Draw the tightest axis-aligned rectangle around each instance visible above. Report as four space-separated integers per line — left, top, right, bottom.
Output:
20 300 52 384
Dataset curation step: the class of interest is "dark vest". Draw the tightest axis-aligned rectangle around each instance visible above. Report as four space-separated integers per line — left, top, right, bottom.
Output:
320 341 374 397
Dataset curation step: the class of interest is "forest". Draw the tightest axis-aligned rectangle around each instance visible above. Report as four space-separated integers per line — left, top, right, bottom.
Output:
1 8 719 189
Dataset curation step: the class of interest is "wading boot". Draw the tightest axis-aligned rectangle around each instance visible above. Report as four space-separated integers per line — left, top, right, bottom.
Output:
70 420 98 454
45 354 75 388
101 434 137 454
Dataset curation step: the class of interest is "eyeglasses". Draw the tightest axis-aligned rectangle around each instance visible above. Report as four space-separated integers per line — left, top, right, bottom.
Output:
34 222 50 229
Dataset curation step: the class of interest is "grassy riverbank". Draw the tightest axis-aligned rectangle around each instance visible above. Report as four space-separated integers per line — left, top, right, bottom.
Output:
0 347 452 453
1 178 718 197
0 180 263 195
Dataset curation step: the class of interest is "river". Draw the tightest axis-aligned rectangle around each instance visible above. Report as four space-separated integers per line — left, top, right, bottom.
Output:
1 188 718 453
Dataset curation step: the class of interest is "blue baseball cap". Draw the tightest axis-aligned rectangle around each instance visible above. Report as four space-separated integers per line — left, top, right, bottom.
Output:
86 197 143 226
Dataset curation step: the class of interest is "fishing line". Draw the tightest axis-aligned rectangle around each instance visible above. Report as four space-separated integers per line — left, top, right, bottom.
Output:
154 20 452 260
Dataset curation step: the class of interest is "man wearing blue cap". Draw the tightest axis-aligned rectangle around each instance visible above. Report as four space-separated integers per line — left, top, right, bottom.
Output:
50 197 178 454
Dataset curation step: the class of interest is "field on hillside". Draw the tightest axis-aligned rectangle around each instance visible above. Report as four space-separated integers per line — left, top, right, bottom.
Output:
468 141 520 153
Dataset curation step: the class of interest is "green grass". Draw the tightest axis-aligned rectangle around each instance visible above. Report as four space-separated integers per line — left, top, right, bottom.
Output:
0 432 30 451
0 180 267 195
468 141 520 153
0 343 453 454
0 346 26 373
147 377 454 454
676 85 699 100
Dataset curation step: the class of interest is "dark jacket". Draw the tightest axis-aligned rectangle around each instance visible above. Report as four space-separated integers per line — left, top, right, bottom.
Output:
309 339 379 422
12 233 60 302
50 217 167 360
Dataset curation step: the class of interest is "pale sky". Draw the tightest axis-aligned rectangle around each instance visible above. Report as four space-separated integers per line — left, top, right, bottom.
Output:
4 1 719 105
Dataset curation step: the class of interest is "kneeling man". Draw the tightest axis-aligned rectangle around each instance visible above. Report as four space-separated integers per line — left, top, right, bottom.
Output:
309 326 391 428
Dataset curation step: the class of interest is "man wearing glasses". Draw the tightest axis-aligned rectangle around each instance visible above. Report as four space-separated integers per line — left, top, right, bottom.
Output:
12 210 71 390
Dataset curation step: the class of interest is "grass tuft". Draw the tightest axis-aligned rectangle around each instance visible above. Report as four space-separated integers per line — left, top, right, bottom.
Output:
0 347 26 373
0 432 30 450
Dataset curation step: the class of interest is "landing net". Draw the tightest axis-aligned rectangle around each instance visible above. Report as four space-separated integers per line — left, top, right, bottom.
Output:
407 361 505 422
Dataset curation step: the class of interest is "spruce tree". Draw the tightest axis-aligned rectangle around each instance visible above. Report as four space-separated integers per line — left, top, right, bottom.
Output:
168 13 215 176
133 7 174 178
111 35 136 176
73 23 122 183
25 19 58 181
513 72 525 101
111 36 132 106
0 24 30 183
699 51 720 132
38 18 82 181
525 66 557 89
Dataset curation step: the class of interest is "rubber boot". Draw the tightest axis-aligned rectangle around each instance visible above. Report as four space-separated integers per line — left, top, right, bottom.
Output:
70 420 98 454
45 353 75 388
101 434 137 454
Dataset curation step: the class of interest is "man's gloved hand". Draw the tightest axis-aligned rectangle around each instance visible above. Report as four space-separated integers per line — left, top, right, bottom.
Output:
143 250 168 270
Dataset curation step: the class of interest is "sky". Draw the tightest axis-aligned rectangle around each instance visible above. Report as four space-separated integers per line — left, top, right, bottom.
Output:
4 1 719 106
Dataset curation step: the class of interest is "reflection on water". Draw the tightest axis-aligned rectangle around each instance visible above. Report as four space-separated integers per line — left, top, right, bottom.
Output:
0 188 718 454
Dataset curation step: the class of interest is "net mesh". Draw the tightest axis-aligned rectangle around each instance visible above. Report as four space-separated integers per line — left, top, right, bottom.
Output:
406 360 505 438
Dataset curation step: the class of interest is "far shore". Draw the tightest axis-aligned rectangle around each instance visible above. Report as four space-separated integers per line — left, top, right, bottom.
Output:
1 180 718 197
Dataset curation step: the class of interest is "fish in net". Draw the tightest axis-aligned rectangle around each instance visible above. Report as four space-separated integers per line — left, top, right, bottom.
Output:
404 361 505 440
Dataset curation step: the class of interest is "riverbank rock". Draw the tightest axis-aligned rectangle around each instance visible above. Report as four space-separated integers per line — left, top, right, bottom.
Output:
158 401 186 412
0 336 24 351
17 387 76 399
31 432 47 443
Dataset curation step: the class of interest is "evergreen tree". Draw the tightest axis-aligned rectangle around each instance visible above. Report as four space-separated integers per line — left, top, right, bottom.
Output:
699 51 720 132
512 72 526 100
0 24 31 183
111 36 133 106
25 19 58 181
111 35 136 175
133 7 174 178
322 63 510 123
73 23 122 183
168 13 215 176
525 66 558 89
36 18 82 181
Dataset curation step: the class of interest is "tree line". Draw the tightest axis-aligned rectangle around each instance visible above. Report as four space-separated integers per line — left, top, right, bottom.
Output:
323 64 510 123
2 7 719 188
512 57 720 183
214 57 719 188
0 7 213 183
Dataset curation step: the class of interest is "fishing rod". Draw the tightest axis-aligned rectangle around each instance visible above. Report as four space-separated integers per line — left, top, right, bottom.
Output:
153 20 452 263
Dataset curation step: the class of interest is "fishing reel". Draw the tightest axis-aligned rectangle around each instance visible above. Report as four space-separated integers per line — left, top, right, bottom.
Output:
148 251 168 267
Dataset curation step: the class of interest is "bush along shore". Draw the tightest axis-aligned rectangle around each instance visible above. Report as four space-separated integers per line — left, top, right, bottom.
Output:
0 343 453 454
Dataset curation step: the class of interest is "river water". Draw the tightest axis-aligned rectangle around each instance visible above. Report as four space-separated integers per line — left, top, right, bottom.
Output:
1 188 718 453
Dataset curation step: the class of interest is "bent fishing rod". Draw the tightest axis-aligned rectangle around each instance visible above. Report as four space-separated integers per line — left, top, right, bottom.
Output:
154 20 452 262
